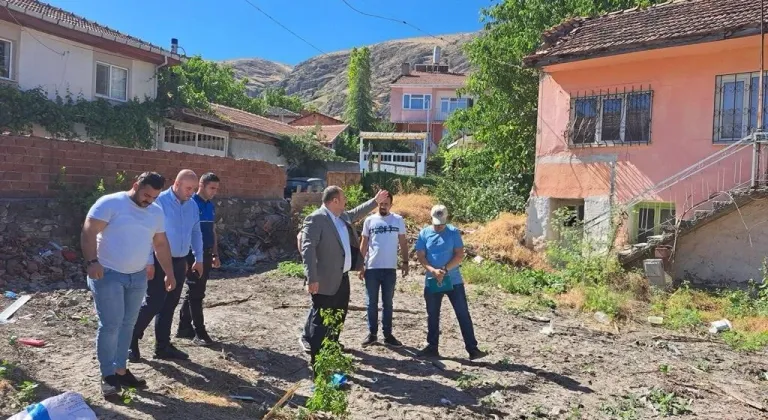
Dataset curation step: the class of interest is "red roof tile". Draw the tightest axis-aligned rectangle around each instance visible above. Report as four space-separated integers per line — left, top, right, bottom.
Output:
391 71 467 87
524 0 764 67
301 124 349 145
211 104 305 138
4 0 177 57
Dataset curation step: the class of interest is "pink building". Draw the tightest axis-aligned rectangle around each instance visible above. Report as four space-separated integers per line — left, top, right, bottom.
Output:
390 60 469 146
524 0 768 285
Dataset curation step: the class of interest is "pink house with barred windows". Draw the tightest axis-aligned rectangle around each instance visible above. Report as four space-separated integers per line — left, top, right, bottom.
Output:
524 0 768 286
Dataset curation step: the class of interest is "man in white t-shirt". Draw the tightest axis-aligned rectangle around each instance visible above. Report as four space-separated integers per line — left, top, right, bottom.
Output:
80 172 177 400
359 192 408 347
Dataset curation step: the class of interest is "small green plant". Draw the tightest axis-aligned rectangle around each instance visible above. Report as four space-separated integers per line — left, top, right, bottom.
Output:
695 360 712 373
121 387 137 405
306 309 353 416
722 330 768 352
658 364 670 374
0 360 11 377
647 388 692 416
53 167 130 213
462 261 566 295
17 381 38 404
455 373 481 390
277 261 305 278
9 335 18 346
600 393 641 419
79 316 92 326
651 284 703 330
583 284 628 318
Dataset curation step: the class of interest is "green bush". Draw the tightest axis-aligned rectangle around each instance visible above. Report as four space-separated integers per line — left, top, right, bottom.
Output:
434 173 528 222
583 284 628 318
462 261 567 295
277 261 304 278
343 184 369 209
362 172 437 195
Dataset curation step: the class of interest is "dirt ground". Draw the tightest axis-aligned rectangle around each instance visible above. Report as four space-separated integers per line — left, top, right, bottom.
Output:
1 266 767 419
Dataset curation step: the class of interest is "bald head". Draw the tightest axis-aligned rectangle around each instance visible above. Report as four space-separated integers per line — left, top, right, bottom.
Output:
172 169 198 202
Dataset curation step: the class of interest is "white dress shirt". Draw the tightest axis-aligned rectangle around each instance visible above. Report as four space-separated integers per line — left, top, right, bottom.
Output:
324 206 352 273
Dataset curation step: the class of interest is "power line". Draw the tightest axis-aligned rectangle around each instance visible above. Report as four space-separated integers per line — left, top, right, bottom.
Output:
241 0 326 55
339 0 445 43
4 4 65 56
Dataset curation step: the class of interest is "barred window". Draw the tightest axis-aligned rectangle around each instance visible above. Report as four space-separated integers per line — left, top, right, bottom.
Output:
569 88 653 146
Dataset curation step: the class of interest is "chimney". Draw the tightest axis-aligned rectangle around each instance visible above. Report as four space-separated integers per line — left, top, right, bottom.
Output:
433 46 442 64
401 62 410 76
171 38 179 54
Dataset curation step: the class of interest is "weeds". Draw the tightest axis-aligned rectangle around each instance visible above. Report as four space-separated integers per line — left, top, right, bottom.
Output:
455 373 481 390
583 284 629 319
16 380 38 404
277 261 305 278
648 388 691 416
721 331 768 352
463 261 567 296
121 386 137 405
599 393 641 419
306 309 353 416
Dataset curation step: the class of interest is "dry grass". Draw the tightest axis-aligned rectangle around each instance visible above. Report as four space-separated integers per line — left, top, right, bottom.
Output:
390 193 436 228
464 213 548 269
556 287 586 311
733 316 768 333
174 386 241 408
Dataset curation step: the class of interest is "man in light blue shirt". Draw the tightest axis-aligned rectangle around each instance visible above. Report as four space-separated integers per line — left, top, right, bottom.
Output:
130 169 204 362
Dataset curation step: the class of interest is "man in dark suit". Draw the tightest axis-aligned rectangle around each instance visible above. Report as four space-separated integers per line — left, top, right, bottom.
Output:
301 186 388 366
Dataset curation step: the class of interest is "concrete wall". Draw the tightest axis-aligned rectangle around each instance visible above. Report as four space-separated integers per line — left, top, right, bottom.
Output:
2 23 156 101
229 137 286 166
526 195 612 249
674 199 768 287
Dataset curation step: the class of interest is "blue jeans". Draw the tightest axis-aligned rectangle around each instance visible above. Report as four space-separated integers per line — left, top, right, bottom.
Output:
88 267 147 377
365 269 397 336
424 283 479 352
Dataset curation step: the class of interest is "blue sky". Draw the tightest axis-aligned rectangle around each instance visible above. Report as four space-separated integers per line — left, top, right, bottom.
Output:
47 0 487 65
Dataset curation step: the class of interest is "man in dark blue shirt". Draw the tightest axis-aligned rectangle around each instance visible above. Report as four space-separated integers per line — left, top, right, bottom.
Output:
177 172 220 346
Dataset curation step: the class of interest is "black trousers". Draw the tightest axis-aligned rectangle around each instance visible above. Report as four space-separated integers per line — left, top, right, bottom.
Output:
308 274 350 364
178 249 214 334
131 256 187 350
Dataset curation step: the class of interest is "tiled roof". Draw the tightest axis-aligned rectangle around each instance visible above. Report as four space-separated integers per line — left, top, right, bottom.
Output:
302 124 349 145
391 71 467 87
524 0 765 67
3 0 178 58
211 104 305 138
265 106 300 118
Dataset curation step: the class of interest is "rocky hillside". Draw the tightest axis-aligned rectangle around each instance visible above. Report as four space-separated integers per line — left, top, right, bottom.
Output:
222 58 293 94
227 33 474 118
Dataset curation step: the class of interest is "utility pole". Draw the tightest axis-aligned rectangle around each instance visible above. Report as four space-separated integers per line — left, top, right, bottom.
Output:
754 0 765 188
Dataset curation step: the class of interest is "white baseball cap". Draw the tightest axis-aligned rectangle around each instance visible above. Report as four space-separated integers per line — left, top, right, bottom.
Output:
431 205 448 225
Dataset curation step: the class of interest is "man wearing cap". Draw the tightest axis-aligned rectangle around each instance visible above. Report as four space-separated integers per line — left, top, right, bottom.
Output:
414 204 487 360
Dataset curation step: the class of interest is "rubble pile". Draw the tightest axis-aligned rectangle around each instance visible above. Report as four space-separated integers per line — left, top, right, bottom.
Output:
0 237 84 292
213 199 294 267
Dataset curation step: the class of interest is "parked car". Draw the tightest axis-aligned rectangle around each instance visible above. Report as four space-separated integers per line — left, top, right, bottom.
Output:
284 177 325 200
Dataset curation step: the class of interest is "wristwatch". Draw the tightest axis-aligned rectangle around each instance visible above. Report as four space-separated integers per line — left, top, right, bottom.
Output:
85 259 99 267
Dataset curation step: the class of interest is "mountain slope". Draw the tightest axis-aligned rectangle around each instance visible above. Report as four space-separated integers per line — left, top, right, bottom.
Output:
227 33 474 118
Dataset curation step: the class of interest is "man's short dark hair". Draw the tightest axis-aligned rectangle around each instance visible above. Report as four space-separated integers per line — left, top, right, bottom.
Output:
322 186 344 204
201 172 220 185
136 172 165 190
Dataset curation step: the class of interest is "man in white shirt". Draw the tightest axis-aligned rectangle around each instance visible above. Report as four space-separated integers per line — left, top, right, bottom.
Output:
80 172 177 399
359 192 408 347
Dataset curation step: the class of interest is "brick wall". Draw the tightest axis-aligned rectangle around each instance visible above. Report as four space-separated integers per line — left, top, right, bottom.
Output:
0 136 286 199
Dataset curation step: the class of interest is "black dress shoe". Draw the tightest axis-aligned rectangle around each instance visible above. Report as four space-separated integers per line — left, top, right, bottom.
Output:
117 369 147 389
154 344 189 360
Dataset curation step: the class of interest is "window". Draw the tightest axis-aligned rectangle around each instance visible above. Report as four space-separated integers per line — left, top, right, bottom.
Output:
633 203 675 243
440 97 470 113
0 38 11 80
95 62 128 101
714 72 768 142
402 94 432 110
164 126 227 153
569 89 653 145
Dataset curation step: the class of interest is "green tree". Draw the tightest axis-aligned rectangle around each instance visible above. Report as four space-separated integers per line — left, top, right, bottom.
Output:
262 86 305 113
447 0 661 177
278 129 342 170
344 47 376 131
158 55 265 115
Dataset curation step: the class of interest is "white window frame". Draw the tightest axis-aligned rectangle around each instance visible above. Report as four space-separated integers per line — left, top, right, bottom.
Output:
402 94 432 110
440 97 468 113
713 71 767 143
570 91 652 145
0 37 12 81
95 61 129 102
